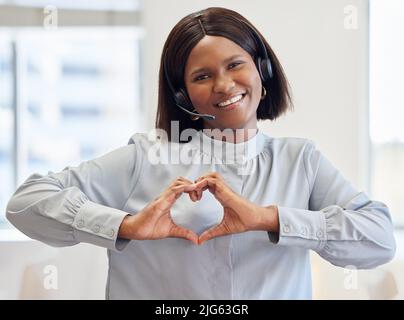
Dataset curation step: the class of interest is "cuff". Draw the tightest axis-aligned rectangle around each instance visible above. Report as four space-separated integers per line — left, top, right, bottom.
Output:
72 200 131 252
267 206 327 251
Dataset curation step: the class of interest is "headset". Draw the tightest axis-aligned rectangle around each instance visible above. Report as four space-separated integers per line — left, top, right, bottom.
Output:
163 14 273 121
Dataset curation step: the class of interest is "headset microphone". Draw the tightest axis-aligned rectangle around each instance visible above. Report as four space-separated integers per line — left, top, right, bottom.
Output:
175 104 216 121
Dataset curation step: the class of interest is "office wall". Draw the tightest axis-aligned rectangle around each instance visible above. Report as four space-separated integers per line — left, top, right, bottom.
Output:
0 240 107 299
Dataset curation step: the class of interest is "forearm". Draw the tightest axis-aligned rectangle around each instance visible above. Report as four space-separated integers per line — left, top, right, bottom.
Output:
6 173 85 247
266 195 395 268
7 173 130 251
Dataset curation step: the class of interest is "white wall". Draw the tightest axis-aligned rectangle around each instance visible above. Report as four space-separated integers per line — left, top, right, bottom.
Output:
0 235 107 299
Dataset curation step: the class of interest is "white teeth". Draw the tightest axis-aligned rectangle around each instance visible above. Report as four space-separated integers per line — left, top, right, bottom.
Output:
217 94 243 107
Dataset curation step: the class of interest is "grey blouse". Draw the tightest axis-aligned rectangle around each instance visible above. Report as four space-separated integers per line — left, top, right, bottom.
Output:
6 129 396 299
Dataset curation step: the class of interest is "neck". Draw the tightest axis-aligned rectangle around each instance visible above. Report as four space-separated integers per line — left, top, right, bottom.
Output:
201 127 258 143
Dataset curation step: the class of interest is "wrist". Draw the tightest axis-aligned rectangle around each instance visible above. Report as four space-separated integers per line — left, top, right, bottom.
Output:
255 205 279 232
118 214 137 240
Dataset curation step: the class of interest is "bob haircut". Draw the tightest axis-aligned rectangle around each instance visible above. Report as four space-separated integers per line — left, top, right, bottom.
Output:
155 7 292 141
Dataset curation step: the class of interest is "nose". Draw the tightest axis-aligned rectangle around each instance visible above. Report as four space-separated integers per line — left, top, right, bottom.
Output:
212 73 235 94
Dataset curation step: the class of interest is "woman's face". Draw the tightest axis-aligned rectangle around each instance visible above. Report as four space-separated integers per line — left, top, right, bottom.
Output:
184 36 262 131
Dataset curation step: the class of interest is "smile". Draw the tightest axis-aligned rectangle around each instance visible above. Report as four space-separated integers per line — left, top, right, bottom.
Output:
215 93 246 109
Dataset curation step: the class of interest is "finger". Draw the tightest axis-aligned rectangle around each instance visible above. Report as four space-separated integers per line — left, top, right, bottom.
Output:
198 172 223 182
171 181 189 188
188 190 198 202
195 177 234 205
194 178 214 193
172 183 195 192
182 184 197 192
170 177 190 188
177 177 198 189
176 176 194 184
193 178 203 200
194 176 204 183
180 177 199 190
169 185 192 200
198 225 227 245
193 190 200 202
166 185 198 205
194 178 208 189
177 181 198 201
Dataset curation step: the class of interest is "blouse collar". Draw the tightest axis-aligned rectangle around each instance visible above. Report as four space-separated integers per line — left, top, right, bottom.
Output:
190 128 267 164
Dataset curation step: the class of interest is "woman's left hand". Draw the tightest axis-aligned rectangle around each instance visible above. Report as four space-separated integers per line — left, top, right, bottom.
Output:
192 172 278 245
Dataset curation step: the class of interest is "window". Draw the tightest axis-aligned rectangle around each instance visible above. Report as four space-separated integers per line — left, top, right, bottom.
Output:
0 3 144 225
370 0 404 226
0 37 14 224
0 0 140 11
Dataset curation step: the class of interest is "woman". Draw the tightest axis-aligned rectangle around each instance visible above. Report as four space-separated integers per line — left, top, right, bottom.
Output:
6 7 395 299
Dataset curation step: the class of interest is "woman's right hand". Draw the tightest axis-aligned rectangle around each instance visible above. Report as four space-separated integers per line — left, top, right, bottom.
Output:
118 177 199 244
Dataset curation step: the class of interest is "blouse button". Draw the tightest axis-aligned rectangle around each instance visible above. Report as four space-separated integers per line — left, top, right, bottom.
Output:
92 225 101 233
108 229 115 238
316 230 324 238
77 219 85 228
283 225 290 233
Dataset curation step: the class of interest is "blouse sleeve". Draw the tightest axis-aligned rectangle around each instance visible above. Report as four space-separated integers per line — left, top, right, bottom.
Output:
269 142 396 269
6 137 142 251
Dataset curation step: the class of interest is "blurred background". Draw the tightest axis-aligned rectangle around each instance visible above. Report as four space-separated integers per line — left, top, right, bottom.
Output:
0 0 403 299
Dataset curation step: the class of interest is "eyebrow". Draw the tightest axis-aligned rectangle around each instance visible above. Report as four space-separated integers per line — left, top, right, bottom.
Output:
189 54 244 76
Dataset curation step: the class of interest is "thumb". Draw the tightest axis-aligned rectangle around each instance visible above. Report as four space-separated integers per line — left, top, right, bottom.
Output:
198 225 226 245
170 224 199 245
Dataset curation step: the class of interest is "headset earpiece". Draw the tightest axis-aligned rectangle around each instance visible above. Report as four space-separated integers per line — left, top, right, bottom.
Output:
174 89 192 110
239 19 273 82
257 56 273 82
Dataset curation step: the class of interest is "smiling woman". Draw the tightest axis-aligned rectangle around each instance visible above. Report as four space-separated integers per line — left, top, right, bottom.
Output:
6 7 396 300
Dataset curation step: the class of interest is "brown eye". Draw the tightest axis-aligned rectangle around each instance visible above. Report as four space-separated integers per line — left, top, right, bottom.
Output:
194 75 208 82
228 61 243 69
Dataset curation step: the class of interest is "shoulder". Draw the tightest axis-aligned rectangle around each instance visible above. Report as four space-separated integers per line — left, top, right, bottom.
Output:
262 134 316 158
260 135 322 182
127 132 158 153
127 132 183 165
261 135 323 189
127 131 195 152
128 132 150 146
